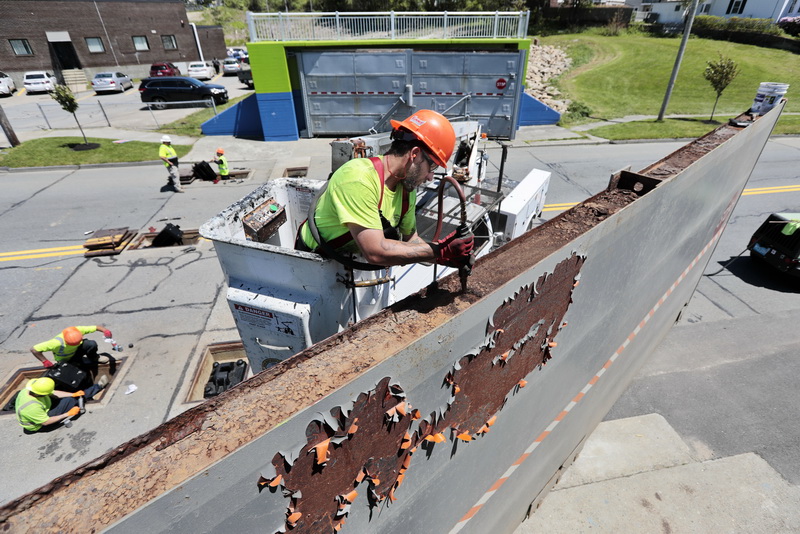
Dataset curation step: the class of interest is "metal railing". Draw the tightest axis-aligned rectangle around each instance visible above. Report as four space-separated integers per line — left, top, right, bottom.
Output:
246 11 530 42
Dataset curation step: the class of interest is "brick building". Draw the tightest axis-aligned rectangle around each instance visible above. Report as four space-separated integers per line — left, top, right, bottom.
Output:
0 0 226 87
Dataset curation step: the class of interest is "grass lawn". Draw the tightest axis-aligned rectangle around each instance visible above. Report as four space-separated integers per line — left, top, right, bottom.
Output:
0 138 191 168
585 113 800 140
540 31 800 124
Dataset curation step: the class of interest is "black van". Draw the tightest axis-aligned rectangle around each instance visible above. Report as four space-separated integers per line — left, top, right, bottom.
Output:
748 212 800 278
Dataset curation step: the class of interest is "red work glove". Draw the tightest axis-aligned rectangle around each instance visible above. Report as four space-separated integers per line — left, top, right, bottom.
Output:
71 390 85 398
66 406 80 417
431 228 475 267
42 360 54 368
103 329 112 338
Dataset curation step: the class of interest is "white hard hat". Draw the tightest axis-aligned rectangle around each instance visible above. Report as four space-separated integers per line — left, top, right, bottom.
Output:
161 135 172 143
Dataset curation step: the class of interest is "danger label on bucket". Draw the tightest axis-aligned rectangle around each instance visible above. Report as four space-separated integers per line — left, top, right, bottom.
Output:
496 78 507 90
233 303 299 336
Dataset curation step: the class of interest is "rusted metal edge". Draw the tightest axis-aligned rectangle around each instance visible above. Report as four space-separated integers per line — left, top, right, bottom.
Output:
0 113 755 528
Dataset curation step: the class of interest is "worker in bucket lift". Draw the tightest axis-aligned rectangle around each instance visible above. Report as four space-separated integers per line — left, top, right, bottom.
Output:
211 147 229 184
31 326 113 372
296 109 474 268
15 376 107 434
159 135 184 193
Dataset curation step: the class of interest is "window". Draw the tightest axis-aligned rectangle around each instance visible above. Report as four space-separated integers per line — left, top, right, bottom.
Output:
9 39 33 56
132 36 149 51
161 35 177 50
726 0 746 14
85 37 105 53
788 0 797 13
701 3 711 12
675 4 681 10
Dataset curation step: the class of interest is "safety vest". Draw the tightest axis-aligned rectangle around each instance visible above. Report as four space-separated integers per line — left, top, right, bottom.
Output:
15 390 50 431
159 144 177 167
216 155 228 176
52 333 81 362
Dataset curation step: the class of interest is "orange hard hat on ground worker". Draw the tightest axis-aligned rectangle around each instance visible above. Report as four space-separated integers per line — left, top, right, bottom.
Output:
62 327 83 346
390 109 456 168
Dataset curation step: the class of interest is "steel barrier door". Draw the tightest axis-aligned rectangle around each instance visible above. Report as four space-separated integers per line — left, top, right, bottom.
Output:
296 49 524 138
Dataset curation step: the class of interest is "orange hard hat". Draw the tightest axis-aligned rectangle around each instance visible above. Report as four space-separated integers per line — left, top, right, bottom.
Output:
216 147 224 154
62 327 83 346
390 110 456 168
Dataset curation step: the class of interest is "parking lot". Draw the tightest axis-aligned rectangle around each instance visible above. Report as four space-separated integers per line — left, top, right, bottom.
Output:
0 72 252 134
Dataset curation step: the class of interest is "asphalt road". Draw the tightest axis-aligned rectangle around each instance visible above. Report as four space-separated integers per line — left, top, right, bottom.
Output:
0 132 798 513
0 72 253 134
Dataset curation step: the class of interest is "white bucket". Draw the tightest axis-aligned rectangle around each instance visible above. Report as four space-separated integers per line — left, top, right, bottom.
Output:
751 82 790 114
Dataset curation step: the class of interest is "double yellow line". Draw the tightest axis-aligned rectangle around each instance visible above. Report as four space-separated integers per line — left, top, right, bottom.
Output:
2 185 797 263
0 245 85 263
542 184 800 213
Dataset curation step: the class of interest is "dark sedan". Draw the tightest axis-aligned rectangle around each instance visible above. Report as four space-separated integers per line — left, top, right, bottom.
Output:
138 77 228 109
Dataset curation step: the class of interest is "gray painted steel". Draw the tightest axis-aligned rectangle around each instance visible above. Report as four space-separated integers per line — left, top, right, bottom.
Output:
102 109 783 534
296 49 524 138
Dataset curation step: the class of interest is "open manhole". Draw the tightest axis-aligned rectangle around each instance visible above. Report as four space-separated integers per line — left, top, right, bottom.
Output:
127 228 202 249
186 342 251 403
0 359 124 415
181 167 253 185
284 167 308 178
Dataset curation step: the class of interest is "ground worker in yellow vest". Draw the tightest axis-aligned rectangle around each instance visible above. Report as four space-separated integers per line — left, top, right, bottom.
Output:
211 147 229 184
15 376 107 433
159 135 184 193
31 326 113 371
296 109 474 268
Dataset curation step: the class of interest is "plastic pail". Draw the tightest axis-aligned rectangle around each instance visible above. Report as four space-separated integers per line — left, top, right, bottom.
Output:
751 82 789 114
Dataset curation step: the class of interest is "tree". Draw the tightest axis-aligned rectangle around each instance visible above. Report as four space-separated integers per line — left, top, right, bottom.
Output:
703 53 739 121
50 85 91 146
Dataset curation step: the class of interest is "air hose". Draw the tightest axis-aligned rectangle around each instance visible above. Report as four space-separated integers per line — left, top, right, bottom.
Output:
432 175 474 291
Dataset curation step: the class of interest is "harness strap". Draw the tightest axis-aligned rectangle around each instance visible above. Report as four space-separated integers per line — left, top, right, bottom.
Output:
299 157 411 270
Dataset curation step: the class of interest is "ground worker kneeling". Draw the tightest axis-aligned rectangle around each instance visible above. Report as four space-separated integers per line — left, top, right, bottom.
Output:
31 326 113 371
296 109 474 268
15 376 107 434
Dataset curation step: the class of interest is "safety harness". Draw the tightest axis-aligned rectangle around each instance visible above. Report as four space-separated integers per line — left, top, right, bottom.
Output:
299 157 410 271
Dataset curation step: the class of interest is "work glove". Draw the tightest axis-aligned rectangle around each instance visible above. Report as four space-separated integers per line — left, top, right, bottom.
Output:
103 329 112 338
42 360 54 369
431 227 475 268
71 390 85 398
66 406 80 417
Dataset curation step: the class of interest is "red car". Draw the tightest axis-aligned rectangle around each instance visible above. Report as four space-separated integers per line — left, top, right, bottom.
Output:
149 62 181 77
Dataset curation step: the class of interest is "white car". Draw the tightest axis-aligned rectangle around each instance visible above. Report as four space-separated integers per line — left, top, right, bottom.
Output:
23 71 57 94
0 71 16 96
187 62 215 80
91 71 133 93
221 58 241 75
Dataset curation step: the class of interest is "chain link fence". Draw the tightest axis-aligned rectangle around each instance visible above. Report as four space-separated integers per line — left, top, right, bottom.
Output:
11 100 220 133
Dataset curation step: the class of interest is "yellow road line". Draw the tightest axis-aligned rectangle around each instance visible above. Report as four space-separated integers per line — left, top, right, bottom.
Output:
742 186 800 196
0 245 84 257
542 184 800 212
0 250 85 262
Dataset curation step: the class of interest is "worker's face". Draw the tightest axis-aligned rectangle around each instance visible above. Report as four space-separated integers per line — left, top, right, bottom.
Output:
401 148 437 191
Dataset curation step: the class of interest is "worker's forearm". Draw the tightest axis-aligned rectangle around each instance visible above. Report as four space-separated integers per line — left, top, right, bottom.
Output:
43 413 70 426
366 239 435 266
30 348 46 362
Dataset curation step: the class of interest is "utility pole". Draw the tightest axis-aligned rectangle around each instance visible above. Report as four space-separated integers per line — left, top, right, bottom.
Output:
657 0 700 122
0 105 20 147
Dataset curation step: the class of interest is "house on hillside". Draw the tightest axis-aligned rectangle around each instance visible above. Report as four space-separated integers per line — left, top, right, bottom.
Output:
632 0 798 25
0 0 226 90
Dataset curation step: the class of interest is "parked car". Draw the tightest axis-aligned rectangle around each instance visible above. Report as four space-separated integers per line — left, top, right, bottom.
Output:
23 71 57 94
748 212 800 278
149 62 181 77
227 47 248 60
138 77 228 109
91 71 133 93
0 71 16 96
221 58 242 75
187 62 215 81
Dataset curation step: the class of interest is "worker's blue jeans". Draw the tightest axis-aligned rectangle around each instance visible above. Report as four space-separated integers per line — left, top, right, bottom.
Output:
48 383 103 416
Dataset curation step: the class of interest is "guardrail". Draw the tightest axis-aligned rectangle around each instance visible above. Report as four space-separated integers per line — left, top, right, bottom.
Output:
246 11 530 42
